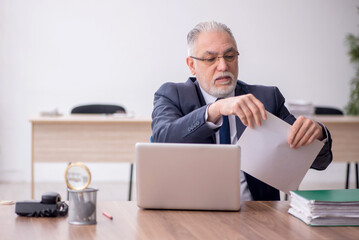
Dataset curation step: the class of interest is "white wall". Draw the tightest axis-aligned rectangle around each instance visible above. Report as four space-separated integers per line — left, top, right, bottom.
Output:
0 0 358 185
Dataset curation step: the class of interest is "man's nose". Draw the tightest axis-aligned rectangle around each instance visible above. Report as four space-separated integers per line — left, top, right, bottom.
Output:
216 57 228 71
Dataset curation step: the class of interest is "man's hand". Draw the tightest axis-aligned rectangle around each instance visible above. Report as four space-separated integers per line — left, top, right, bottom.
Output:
288 116 324 149
208 94 267 128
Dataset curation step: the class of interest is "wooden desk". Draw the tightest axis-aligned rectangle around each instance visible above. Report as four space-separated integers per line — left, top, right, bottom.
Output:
313 115 359 163
30 115 152 198
29 115 359 197
314 115 359 188
1 201 359 240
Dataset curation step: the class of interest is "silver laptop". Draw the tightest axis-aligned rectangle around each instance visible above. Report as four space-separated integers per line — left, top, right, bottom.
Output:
135 143 241 211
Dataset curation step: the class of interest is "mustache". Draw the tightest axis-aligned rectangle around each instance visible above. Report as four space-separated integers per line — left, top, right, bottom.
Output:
212 72 235 82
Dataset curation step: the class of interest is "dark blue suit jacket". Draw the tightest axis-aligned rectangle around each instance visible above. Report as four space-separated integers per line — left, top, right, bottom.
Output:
152 77 332 200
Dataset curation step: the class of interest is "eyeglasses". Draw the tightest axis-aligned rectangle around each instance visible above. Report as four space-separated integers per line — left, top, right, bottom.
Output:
190 51 239 66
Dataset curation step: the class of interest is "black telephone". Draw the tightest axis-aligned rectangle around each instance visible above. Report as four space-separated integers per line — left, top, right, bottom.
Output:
15 192 68 217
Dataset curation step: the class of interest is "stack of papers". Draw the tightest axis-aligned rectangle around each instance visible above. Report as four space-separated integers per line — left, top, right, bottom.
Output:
287 100 314 117
288 189 359 226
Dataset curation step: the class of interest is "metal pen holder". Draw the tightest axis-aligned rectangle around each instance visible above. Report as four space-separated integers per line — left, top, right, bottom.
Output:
68 188 98 225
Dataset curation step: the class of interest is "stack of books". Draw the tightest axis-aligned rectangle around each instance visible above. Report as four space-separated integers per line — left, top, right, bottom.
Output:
287 100 314 118
288 189 359 226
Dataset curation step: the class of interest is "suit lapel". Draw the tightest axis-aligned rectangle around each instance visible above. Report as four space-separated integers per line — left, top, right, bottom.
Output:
234 82 247 140
193 79 207 107
193 79 216 143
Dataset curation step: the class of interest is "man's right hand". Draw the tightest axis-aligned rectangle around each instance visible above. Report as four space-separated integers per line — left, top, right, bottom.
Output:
207 94 267 128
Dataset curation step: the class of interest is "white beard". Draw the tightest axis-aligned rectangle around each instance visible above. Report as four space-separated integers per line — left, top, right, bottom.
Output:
207 71 236 98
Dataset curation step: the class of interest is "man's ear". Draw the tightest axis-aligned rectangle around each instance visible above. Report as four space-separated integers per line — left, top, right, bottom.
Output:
186 57 196 76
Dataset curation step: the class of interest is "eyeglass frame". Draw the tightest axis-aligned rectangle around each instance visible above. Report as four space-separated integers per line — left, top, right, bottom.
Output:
190 51 240 65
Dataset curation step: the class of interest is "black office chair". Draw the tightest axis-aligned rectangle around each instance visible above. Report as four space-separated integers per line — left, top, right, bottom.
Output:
71 104 126 114
70 104 134 201
315 107 344 115
315 106 358 189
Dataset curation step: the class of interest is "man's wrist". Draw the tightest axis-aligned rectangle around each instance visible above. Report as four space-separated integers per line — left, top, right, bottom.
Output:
317 122 328 142
204 104 222 129
207 102 221 123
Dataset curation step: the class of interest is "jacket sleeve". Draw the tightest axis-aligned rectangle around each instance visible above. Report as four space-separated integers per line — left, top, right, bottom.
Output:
151 82 216 143
309 126 333 170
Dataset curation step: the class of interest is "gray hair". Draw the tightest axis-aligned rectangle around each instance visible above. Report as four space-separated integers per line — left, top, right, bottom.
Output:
187 21 236 56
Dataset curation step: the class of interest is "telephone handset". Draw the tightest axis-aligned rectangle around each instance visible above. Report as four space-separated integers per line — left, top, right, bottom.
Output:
15 192 68 217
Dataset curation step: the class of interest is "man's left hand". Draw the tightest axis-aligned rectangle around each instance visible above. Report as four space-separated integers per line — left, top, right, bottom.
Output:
288 116 324 149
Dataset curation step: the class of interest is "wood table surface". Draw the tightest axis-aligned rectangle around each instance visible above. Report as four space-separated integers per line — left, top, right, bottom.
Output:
1 201 358 240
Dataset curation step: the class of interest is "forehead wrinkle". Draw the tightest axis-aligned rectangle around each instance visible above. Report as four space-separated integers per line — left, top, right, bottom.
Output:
202 47 237 56
202 50 217 56
223 47 237 53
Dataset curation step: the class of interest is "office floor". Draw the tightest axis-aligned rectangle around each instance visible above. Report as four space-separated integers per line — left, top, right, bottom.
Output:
0 182 137 202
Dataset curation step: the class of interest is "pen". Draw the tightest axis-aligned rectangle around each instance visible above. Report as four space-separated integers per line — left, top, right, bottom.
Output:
102 211 113 220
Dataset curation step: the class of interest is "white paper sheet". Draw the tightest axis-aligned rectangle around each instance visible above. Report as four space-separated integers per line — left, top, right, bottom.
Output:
237 111 324 194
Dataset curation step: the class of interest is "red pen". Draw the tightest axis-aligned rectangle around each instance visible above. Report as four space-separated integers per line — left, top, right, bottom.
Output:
102 211 113 220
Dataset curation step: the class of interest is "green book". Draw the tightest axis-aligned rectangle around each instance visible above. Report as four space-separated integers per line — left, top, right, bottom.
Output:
291 189 359 203
288 189 359 226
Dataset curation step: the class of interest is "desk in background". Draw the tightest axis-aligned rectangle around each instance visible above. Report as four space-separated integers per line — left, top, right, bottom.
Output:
314 115 359 188
30 115 152 199
2 201 359 240
29 115 359 199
